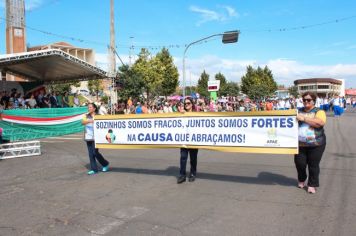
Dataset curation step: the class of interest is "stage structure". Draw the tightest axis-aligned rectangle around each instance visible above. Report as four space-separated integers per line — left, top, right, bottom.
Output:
0 49 108 83
0 49 108 159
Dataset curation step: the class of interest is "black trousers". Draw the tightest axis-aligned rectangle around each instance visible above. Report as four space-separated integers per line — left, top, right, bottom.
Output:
86 141 109 172
294 143 326 187
179 148 198 176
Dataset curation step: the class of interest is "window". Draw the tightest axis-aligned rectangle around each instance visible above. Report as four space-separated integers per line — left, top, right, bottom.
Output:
300 85 316 90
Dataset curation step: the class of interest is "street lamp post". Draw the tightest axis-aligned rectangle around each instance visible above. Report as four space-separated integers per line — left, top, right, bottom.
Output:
182 30 239 98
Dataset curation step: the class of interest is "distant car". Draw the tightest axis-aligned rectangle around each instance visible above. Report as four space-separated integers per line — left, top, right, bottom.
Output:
78 89 90 96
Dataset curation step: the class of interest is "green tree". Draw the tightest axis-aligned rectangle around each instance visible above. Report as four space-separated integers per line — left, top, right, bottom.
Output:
196 70 209 98
46 81 80 94
155 48 179 97
224 81 240 96
131 48 162 98
88 79 103 98
241 65 277 99
215 72 227 96
117 64 145 101
288 85 299 98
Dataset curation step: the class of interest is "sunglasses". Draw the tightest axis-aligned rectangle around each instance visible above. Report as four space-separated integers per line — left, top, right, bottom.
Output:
184 102 192 105
302 98 313 103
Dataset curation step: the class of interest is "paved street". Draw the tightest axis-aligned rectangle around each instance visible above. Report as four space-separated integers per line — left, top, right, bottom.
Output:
1 111 356 236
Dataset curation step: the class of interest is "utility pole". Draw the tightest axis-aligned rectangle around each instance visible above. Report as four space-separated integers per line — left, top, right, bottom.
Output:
108 0 117 114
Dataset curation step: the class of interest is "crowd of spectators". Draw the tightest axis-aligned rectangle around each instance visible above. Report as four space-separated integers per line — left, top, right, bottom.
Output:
111 95 355 115
0 88 83 111
1 87 355 115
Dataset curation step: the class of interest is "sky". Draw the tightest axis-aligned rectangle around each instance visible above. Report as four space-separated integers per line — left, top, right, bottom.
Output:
1 0 356 88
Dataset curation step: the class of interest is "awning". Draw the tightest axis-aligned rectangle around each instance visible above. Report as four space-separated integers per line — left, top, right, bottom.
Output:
0 49 108 83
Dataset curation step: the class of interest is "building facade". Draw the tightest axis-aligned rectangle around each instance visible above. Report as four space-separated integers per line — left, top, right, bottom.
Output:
294 78 344 98
5 0 26 81
28 42 96 65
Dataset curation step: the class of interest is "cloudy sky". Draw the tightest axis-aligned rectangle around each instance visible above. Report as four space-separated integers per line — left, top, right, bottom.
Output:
1 0 356 88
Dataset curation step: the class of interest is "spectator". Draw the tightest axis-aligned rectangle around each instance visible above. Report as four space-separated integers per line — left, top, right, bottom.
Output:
36 90 45 108
98 102 108 115
73 93 80 107
25 94 37 109
135 102 143 114
50 91 59 108
62 92 70 107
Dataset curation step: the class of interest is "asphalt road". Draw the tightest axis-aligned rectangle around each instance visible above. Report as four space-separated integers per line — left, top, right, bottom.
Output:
0 111 355 235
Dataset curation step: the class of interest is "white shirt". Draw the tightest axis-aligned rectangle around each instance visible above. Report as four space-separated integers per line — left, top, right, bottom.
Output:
296 98 304 108
99 105 108 115
333 97 341 106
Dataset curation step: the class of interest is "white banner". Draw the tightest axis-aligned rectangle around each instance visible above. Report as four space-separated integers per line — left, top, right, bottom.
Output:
94 111 298 154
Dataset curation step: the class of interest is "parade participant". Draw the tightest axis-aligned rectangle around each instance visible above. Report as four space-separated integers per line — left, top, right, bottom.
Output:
295 92 326 194
296 96 304 109
82 103 109 175
331 94 342 117
177 97 199 184
322 97 329 112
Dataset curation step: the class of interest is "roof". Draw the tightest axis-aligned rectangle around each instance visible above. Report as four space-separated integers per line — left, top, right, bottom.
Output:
294 78 342 85
28 42 92 51
345 89 356 96
0 49 108 83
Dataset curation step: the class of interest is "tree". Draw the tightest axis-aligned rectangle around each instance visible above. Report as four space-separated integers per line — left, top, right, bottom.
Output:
288 85 299 98
155 48 179 97
131 48 162 98
88 79 103 98
240 65 277 99
46 81 80 95
215 72 227 96
117 64 145 101
196 70 209 98
224 81 240 96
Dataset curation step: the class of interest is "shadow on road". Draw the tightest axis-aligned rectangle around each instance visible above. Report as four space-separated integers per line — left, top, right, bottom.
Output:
329 152 356 158
93 165 296 186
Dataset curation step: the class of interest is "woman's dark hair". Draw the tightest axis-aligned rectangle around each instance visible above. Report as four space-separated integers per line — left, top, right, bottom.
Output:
88 102 98 114
184 97 195 111
302 91 317 103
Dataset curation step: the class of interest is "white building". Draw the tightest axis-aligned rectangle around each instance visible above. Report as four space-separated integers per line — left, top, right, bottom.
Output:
294 78 344 98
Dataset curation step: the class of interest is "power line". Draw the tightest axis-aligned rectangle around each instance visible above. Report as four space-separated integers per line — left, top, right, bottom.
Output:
241 15 356 33
1 14 356 50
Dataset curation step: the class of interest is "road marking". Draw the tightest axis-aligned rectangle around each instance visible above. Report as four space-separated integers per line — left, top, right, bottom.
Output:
45 137 82 140
62 134 83 137
90 220 124 235
41 141 65 143
114 206 149 220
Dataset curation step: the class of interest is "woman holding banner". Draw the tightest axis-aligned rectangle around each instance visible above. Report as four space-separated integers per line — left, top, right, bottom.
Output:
177 97 199 184
295 92 326 194
82 103 110 175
